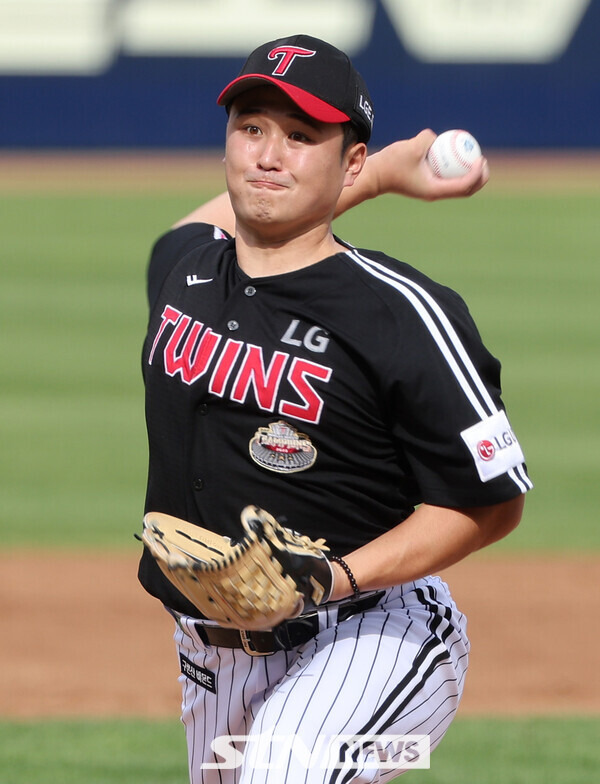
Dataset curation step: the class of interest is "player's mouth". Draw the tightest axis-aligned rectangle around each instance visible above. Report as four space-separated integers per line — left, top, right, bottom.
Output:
246 174 291 190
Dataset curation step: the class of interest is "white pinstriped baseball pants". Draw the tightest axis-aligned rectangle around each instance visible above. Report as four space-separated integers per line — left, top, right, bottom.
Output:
172 575 469 784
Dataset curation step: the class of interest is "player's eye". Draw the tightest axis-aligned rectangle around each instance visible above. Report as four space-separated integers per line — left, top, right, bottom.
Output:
243 124 262 136
289 131 312 143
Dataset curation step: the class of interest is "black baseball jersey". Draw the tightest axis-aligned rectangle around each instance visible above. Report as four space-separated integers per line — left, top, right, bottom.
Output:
138 222 532 614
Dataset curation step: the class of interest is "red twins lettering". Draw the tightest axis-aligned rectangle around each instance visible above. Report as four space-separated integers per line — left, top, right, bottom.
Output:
280 358 332 423
209 339 244 396
164 316 221 384
149 306 331 424
267 46 316 75
231 345 288 412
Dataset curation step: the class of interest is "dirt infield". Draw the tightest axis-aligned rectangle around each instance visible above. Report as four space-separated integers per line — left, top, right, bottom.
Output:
1 552 598 719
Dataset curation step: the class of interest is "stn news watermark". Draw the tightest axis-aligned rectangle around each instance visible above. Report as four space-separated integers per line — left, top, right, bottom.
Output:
202 733 430 772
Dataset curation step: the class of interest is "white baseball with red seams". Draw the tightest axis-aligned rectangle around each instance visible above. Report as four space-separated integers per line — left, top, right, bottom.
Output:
426 129 482 179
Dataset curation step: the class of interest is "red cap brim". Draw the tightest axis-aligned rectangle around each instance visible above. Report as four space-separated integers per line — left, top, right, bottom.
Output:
217 75 350 124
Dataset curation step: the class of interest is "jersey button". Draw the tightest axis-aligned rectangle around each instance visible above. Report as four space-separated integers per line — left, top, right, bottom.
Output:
227 320 239 331
198 403 208 415
244 285 256 297
193 478 204 491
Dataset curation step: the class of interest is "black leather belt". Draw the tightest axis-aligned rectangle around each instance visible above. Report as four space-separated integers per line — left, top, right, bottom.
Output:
193 591 385 656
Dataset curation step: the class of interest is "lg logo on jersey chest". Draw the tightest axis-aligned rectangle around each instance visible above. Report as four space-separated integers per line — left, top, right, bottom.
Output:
281 319 330 353
148 305 332 424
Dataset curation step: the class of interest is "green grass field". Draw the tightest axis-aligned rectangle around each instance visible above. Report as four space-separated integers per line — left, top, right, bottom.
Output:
1 181 598 550
1 716 597 784
1 161 599 784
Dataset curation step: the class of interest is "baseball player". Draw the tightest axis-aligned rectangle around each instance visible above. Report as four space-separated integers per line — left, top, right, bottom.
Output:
138 34 531 784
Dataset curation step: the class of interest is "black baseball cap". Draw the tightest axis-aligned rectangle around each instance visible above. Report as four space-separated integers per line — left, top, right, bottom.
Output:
217 34 374 143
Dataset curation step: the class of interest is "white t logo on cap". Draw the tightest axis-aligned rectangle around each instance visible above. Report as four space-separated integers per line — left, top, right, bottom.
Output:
268 46 316 76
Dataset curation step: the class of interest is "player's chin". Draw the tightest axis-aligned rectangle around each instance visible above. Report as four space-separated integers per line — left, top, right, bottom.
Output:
241 209 290 241
248 199 280 224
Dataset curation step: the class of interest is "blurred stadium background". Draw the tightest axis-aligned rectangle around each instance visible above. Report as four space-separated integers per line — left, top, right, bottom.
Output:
1 0 599 149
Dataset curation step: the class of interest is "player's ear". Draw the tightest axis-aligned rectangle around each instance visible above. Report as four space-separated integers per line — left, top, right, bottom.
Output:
343 142 367 187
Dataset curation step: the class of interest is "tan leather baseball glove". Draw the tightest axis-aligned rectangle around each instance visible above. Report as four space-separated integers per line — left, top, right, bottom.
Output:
141 505 333 630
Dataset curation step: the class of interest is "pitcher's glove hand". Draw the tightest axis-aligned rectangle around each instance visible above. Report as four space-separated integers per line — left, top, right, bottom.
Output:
141 505 333 630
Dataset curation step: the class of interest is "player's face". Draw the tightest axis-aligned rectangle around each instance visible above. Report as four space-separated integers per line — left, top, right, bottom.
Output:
224 86 365 243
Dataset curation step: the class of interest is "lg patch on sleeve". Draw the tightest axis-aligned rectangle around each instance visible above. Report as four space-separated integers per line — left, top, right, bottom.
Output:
461 410 525 482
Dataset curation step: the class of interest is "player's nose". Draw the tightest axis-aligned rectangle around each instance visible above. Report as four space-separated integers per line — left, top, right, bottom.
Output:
256 133 284 170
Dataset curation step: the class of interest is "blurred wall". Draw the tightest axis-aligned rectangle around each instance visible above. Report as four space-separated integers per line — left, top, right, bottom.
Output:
1 0 598 150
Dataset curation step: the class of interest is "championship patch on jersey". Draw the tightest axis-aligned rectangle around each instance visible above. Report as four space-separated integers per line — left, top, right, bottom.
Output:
249 421 317 473
461 410 525 483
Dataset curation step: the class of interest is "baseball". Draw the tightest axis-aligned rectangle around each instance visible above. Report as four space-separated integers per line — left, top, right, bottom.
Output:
426 130 482 179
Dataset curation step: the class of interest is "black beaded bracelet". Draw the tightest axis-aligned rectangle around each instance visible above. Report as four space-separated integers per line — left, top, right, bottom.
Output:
331 555 361 598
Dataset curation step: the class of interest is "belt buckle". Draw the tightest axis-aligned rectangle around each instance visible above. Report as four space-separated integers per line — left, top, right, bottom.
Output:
239 630 274 656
